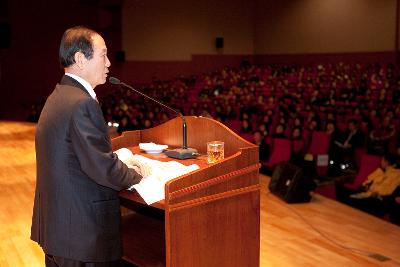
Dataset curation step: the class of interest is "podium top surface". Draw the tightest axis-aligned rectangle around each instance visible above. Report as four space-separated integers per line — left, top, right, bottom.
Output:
113 117 260 209
112 116 257 156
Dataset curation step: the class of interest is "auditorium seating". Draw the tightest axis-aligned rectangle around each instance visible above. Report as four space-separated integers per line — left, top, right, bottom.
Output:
343 153 382 191
94 62 399 192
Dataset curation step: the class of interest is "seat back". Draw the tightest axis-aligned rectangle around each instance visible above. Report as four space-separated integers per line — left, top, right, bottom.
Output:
267 138 291 166
225 120 242 134
292 139 305 154
240 133 254 143
308 131 330 155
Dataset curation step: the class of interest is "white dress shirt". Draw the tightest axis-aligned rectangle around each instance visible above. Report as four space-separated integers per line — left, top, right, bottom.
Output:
65 73 97 100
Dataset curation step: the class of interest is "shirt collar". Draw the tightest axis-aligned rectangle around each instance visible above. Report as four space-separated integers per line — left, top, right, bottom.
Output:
65 73 97 100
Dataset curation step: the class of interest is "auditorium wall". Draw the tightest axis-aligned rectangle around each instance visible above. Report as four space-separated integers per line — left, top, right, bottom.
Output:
0 0 122 119
122 0 255 61
120 0 398 83
254 0 398 65
254 0 397 54
123 0 398 59
119 0 255 84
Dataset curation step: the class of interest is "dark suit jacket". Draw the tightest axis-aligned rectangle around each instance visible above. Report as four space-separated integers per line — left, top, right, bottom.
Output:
345 129 365 149
31 75 142 262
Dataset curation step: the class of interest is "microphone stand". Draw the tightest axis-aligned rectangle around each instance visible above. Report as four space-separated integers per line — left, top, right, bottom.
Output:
109 77 198 159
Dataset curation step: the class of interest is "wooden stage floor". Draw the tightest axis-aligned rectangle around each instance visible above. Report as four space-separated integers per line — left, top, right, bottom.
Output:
1 121 400 267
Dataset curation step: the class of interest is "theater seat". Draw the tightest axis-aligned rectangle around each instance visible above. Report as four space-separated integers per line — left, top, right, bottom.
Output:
263 138 291 168
308 131 330 155
225 120 242 134
344 153 381 190
307 131 331 176
240 133 254 143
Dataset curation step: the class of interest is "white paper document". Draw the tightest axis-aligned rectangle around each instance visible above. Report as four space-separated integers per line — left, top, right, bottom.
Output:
115 148 200 205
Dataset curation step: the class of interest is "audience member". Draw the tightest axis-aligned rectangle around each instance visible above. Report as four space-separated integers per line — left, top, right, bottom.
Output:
272 124 286 139
254 131 270 162
257 124 269 137
368 116 396 155
330 119 365 171
240 119 252 133
336 153 400 219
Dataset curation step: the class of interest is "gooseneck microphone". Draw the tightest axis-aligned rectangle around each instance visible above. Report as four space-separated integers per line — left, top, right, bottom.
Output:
109 76 198 159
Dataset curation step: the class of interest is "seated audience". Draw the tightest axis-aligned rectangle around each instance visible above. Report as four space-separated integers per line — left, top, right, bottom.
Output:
40 62 398 193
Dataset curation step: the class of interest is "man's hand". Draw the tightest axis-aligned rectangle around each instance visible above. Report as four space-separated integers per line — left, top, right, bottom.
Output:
127 155 154 178
133 160 153 177
131 166 143 177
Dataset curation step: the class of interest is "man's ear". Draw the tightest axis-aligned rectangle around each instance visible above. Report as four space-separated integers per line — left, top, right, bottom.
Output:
74 51 86 69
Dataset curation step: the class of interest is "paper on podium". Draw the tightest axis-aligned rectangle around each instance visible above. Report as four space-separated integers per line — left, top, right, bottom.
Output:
115 148 200 205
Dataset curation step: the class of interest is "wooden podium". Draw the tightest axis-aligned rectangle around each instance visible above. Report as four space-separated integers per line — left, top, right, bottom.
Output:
112 116 260 267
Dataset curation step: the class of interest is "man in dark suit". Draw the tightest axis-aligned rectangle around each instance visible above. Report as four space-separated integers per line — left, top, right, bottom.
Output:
330 119 365 172
31 26 143 267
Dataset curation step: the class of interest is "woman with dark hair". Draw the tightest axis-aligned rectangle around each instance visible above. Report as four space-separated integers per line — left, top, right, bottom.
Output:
272 123 286 139
240 119 252 134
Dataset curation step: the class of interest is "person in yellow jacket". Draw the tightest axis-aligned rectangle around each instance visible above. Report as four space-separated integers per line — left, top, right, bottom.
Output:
352 156 400 198
348 153 400 219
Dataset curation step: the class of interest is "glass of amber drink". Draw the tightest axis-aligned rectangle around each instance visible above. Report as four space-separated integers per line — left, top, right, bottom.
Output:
207 141 224 164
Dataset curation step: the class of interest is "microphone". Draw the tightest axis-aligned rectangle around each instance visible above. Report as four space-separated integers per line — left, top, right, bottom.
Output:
109 76 198 159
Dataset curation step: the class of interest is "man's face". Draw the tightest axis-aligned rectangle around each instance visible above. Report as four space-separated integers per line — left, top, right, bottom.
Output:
81 34 111 88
